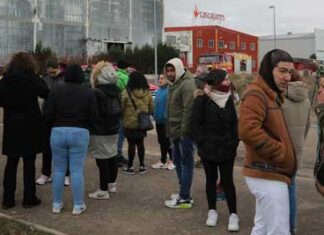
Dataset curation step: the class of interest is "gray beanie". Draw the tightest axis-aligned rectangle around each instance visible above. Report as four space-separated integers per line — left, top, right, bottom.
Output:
97 64 118 85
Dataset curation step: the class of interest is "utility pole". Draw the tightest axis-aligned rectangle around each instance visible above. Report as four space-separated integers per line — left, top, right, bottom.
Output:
32 0 39 52
85 0 90 64
154 0 158 78
269 5 276 49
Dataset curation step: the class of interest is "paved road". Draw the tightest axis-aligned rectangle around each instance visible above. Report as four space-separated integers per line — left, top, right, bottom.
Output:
0 124 323 235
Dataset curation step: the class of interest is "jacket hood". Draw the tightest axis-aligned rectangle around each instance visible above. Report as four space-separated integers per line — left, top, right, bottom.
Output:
165 58 185 81
97 84 120 98
65 64 84 83
131 89 149 99
285 81 308 102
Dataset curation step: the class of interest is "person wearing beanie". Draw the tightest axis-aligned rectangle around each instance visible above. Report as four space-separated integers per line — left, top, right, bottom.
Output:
164 58 196 209
239 49 296 235
191 69 240 231
43 64 98 215
88 61 121 199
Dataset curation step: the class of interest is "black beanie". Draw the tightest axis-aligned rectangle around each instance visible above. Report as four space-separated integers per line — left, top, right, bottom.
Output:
204 69 227 86
65 64 84 83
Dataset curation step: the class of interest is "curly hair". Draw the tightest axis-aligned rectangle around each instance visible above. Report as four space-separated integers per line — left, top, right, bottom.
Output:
6 52 37 74
127 71 149 91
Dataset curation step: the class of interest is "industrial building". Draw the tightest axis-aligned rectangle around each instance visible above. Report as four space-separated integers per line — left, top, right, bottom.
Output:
0 0 163 64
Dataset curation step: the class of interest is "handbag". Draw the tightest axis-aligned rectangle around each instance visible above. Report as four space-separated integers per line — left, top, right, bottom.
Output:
126 89 154 131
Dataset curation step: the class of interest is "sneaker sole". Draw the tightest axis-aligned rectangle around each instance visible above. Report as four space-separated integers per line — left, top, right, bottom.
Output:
88 195 109 200
165 203 192 209
139 171 147 175
123 171 135 175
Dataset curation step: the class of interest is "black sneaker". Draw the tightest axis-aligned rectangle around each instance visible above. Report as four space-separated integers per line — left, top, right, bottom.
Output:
123 167 135 175
139 166 146 175
22 197 41 209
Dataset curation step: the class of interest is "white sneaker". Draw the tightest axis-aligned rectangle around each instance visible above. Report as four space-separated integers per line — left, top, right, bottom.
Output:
170 194 194 204
88 189 109 200
36 175 51 185
72 204 87 216
228 213 240 232
108 182 117 193
206 209 218 227
52 203 63 214
167 161 176 170
64 177 70 186
151 161 167 169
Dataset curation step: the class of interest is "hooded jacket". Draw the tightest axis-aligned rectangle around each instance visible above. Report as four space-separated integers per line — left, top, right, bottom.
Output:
153 84 169 124
165 58 196 140
282 81 310 166
239 76 296 184
44 65 98 130
121 89 154 129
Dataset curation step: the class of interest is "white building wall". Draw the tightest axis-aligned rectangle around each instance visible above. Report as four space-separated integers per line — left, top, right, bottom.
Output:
259 36 315 63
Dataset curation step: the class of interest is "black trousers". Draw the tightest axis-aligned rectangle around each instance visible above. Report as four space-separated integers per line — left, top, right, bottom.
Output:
95 157 118 191
127 137 145 168
156 123 172 163
202 158 237 214
2 155 37 206
41 126 69 177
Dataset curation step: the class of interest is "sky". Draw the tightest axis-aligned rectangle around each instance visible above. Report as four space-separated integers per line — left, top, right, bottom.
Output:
164 0 324 36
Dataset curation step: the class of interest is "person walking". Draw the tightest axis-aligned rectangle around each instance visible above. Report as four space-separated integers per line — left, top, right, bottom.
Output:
44 64 98 215
163 58 196 209
282 70 310 235
192 69 239 231
0 52 49 209
151 74 175 170
88 61 121 199
239 49 296 235
36 57 70 186
121 71 154 174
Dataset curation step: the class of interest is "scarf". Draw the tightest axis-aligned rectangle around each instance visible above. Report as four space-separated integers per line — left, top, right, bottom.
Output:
204 84 231 108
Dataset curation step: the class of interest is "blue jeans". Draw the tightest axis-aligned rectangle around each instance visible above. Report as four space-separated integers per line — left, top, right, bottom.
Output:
51 127 89 209
117 119 125 154
288 175 297 233
172 137 195 200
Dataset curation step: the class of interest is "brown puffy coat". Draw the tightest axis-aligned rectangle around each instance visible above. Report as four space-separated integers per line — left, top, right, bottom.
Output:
239 76 296 184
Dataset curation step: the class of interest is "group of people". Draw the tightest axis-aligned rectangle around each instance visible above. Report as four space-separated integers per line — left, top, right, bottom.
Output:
0 48 316 234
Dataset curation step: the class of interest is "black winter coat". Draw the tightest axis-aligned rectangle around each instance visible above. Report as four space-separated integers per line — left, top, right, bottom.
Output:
0 68 49 157
90 84 121 135
192 94 239 162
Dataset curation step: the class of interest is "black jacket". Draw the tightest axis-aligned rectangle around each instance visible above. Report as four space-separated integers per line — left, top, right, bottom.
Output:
44 83 98 130
90 84 121 135
192 94 239 162
0 68 49 157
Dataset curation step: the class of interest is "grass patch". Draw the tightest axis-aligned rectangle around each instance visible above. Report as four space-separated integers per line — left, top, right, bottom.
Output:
0 217 51 235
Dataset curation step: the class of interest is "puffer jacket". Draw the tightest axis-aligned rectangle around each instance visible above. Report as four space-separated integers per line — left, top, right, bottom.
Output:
165 58 196 140
239 76 296 184
121 89 154 129
282 81 311 166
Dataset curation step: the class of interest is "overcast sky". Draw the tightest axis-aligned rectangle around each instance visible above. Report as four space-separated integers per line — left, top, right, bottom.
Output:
164 0 324 36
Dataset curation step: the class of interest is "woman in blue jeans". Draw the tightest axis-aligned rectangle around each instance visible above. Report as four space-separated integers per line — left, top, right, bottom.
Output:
44 64 98 215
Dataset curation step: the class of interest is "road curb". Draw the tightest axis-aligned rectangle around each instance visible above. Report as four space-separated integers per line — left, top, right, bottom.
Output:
0 212 68 235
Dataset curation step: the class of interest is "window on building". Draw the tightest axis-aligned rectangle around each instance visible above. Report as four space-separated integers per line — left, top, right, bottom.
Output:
250 43 256 51
218 40 224 48
208 40 214 48
252 60 256 69
197 38 203 48
241 42 246 50
230 41 235 49
240 60 247 71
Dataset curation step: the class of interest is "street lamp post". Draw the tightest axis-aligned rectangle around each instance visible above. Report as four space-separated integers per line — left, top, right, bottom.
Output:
269 5 276 49
153 0 158 78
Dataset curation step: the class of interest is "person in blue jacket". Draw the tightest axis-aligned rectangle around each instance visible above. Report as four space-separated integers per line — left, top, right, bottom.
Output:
151 74 175 170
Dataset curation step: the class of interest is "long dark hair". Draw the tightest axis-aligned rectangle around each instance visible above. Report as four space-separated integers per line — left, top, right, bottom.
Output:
127 71 149 91
6 52 37 74
259 49 294 95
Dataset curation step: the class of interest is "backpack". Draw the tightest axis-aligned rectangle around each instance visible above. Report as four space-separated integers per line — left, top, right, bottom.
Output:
314 103 324 196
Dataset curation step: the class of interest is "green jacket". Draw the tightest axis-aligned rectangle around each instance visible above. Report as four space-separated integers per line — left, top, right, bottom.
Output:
166 59 195 140
121 89 154 129
116 69 129 91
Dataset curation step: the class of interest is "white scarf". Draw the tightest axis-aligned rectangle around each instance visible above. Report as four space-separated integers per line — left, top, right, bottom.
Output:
204 84 231 108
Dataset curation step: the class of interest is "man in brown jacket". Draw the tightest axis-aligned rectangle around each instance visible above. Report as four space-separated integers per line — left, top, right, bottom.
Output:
239 49 296 235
